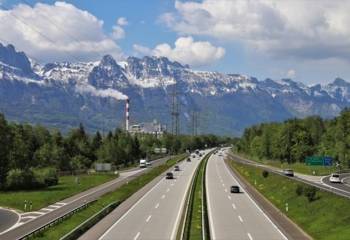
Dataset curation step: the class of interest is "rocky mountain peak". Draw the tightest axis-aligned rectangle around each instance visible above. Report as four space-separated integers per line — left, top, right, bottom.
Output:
0 43 33 75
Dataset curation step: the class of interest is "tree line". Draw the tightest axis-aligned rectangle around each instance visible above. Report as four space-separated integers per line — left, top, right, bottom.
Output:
236 108 350 168
0 113 228 190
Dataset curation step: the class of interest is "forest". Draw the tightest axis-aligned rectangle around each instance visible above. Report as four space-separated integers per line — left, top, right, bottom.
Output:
236 108 350 168
0 113 227 190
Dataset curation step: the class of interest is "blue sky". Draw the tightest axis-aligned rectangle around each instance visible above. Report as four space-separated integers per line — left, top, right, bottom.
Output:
1 0 350 85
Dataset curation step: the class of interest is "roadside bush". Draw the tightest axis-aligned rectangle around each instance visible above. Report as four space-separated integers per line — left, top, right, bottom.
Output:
262 170 269 178
296 185 304 196
34 168 59 187
304 186 318 202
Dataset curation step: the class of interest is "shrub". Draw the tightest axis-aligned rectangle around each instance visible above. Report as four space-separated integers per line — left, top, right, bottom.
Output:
6 169 45 190
304 186 318 202
262 170 269 178
34 168 59 187
296 185 304 196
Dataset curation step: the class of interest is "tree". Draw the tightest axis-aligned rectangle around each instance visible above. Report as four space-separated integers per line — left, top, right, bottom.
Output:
0 114 12 188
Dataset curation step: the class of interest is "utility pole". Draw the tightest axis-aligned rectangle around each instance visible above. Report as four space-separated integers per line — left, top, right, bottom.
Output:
191 110 199 136
171 80 180 136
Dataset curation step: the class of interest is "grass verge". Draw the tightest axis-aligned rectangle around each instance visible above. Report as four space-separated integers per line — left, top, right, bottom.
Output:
32 154 186 240
232 150 336 176
183 152 211 240
228 159 350 240
0 174 116 211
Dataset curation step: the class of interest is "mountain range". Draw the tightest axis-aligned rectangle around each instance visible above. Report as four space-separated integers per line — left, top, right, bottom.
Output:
1 43 350 136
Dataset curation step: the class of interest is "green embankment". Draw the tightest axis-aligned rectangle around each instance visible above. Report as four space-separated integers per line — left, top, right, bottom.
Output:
228 160 350 240
0 174 116 211
32 154 186 240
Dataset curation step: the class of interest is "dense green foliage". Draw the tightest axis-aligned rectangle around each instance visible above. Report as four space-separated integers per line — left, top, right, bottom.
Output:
237 108 350 168
0 113 227 190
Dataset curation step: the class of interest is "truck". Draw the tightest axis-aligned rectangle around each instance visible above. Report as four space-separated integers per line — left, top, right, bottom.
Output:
139 159 147 168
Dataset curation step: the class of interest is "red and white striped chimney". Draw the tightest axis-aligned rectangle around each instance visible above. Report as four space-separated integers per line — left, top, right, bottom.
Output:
125 98 130 131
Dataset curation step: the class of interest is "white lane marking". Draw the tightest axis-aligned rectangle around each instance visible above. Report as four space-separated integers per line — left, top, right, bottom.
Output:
222 183 225 187
228 195 231 200
99 175 165 240
146 215 152 222
161 194 166 199
170 183 174 186
134 232 140 240
321 175 350 195
238 215 243 222
248 233 253 240
232 203 236 209
155 203 159 209
166 188 170 192
224 189 228 193
222 160 288 240
206 154 217 240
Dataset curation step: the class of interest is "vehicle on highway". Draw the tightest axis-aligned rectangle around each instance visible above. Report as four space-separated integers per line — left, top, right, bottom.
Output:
139 159 147 168
330 173 341 183
146 161 152 167
186 157 191 162
174 165 180 171
199 153 203 157
192 154 196 158
283 169 294 177
230 185 240 193
166 172 174 179
195 149 200 155
218 153 223 157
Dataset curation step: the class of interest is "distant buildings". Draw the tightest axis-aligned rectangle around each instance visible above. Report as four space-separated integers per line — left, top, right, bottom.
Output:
128 119 166 136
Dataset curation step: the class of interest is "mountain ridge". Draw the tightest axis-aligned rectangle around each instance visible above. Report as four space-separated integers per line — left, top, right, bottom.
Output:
0 43 349 135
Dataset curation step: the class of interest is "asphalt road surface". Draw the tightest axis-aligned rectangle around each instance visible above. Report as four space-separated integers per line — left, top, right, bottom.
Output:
99 151 210 240
321 173 350 194
206 151 287 240
0 156 172 240
0 208 19 234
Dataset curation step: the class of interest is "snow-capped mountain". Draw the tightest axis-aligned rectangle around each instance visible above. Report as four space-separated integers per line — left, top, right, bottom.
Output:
1 43 350 135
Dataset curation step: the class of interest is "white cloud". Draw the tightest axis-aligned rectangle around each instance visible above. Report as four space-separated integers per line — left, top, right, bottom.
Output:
0 2 123 62
111 25 125 40
117 17 128 26
286 69 296 78
134 36 225 67
162 0 350 61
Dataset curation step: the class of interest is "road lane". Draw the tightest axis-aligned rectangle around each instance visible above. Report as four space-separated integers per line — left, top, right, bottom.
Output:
99 150 209 240
206 151 287 240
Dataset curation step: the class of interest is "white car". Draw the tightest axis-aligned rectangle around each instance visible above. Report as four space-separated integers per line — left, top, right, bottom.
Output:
329 173 341 183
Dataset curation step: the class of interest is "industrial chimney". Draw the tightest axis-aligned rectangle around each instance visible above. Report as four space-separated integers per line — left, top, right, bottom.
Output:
125 98 130 131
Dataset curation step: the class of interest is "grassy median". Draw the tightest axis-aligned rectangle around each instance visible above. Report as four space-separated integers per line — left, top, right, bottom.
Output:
228 159 350 240
0 174 116 211
32 154 186 240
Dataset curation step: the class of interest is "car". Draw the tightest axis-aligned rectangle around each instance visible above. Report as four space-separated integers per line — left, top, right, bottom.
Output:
230 185 240 193
199 153 203 157
330 173 341 183
218 153 223 157
166 172 174 179
186 157 191 162
192 154 196 158
146 161 152 167
283 169 294 177
174 165 180 171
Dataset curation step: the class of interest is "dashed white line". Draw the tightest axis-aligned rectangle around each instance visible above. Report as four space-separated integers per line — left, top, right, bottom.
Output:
222 183 225 187
232 203 236 209
247 233 253 240
166 188 170 192
238 215 243 222
224 189 228 193
228 195 231 200
146 215 152 222
155 203 159 209
134 232 140 240
161 194 165 199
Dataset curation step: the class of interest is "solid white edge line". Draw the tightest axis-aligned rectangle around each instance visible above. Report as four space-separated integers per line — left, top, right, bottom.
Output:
206 154 217 240
223 156 288 240
170 150 209 240
0 208 21 235
98 176 165 240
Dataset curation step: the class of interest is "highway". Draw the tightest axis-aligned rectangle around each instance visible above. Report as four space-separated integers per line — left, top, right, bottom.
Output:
0 208 19 234
206 151 287 240
229 152 350 199
0 156 172 240
99 151 209 240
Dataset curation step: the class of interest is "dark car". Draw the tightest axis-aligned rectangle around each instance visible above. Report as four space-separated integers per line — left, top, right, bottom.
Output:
166 172 174 179
187 157 191 162
174 165 180 171
283 169 294 177
230 185 240 193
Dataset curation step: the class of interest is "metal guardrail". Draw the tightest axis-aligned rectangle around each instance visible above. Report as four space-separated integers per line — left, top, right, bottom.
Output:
20 200 96 240
60 201 120 240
